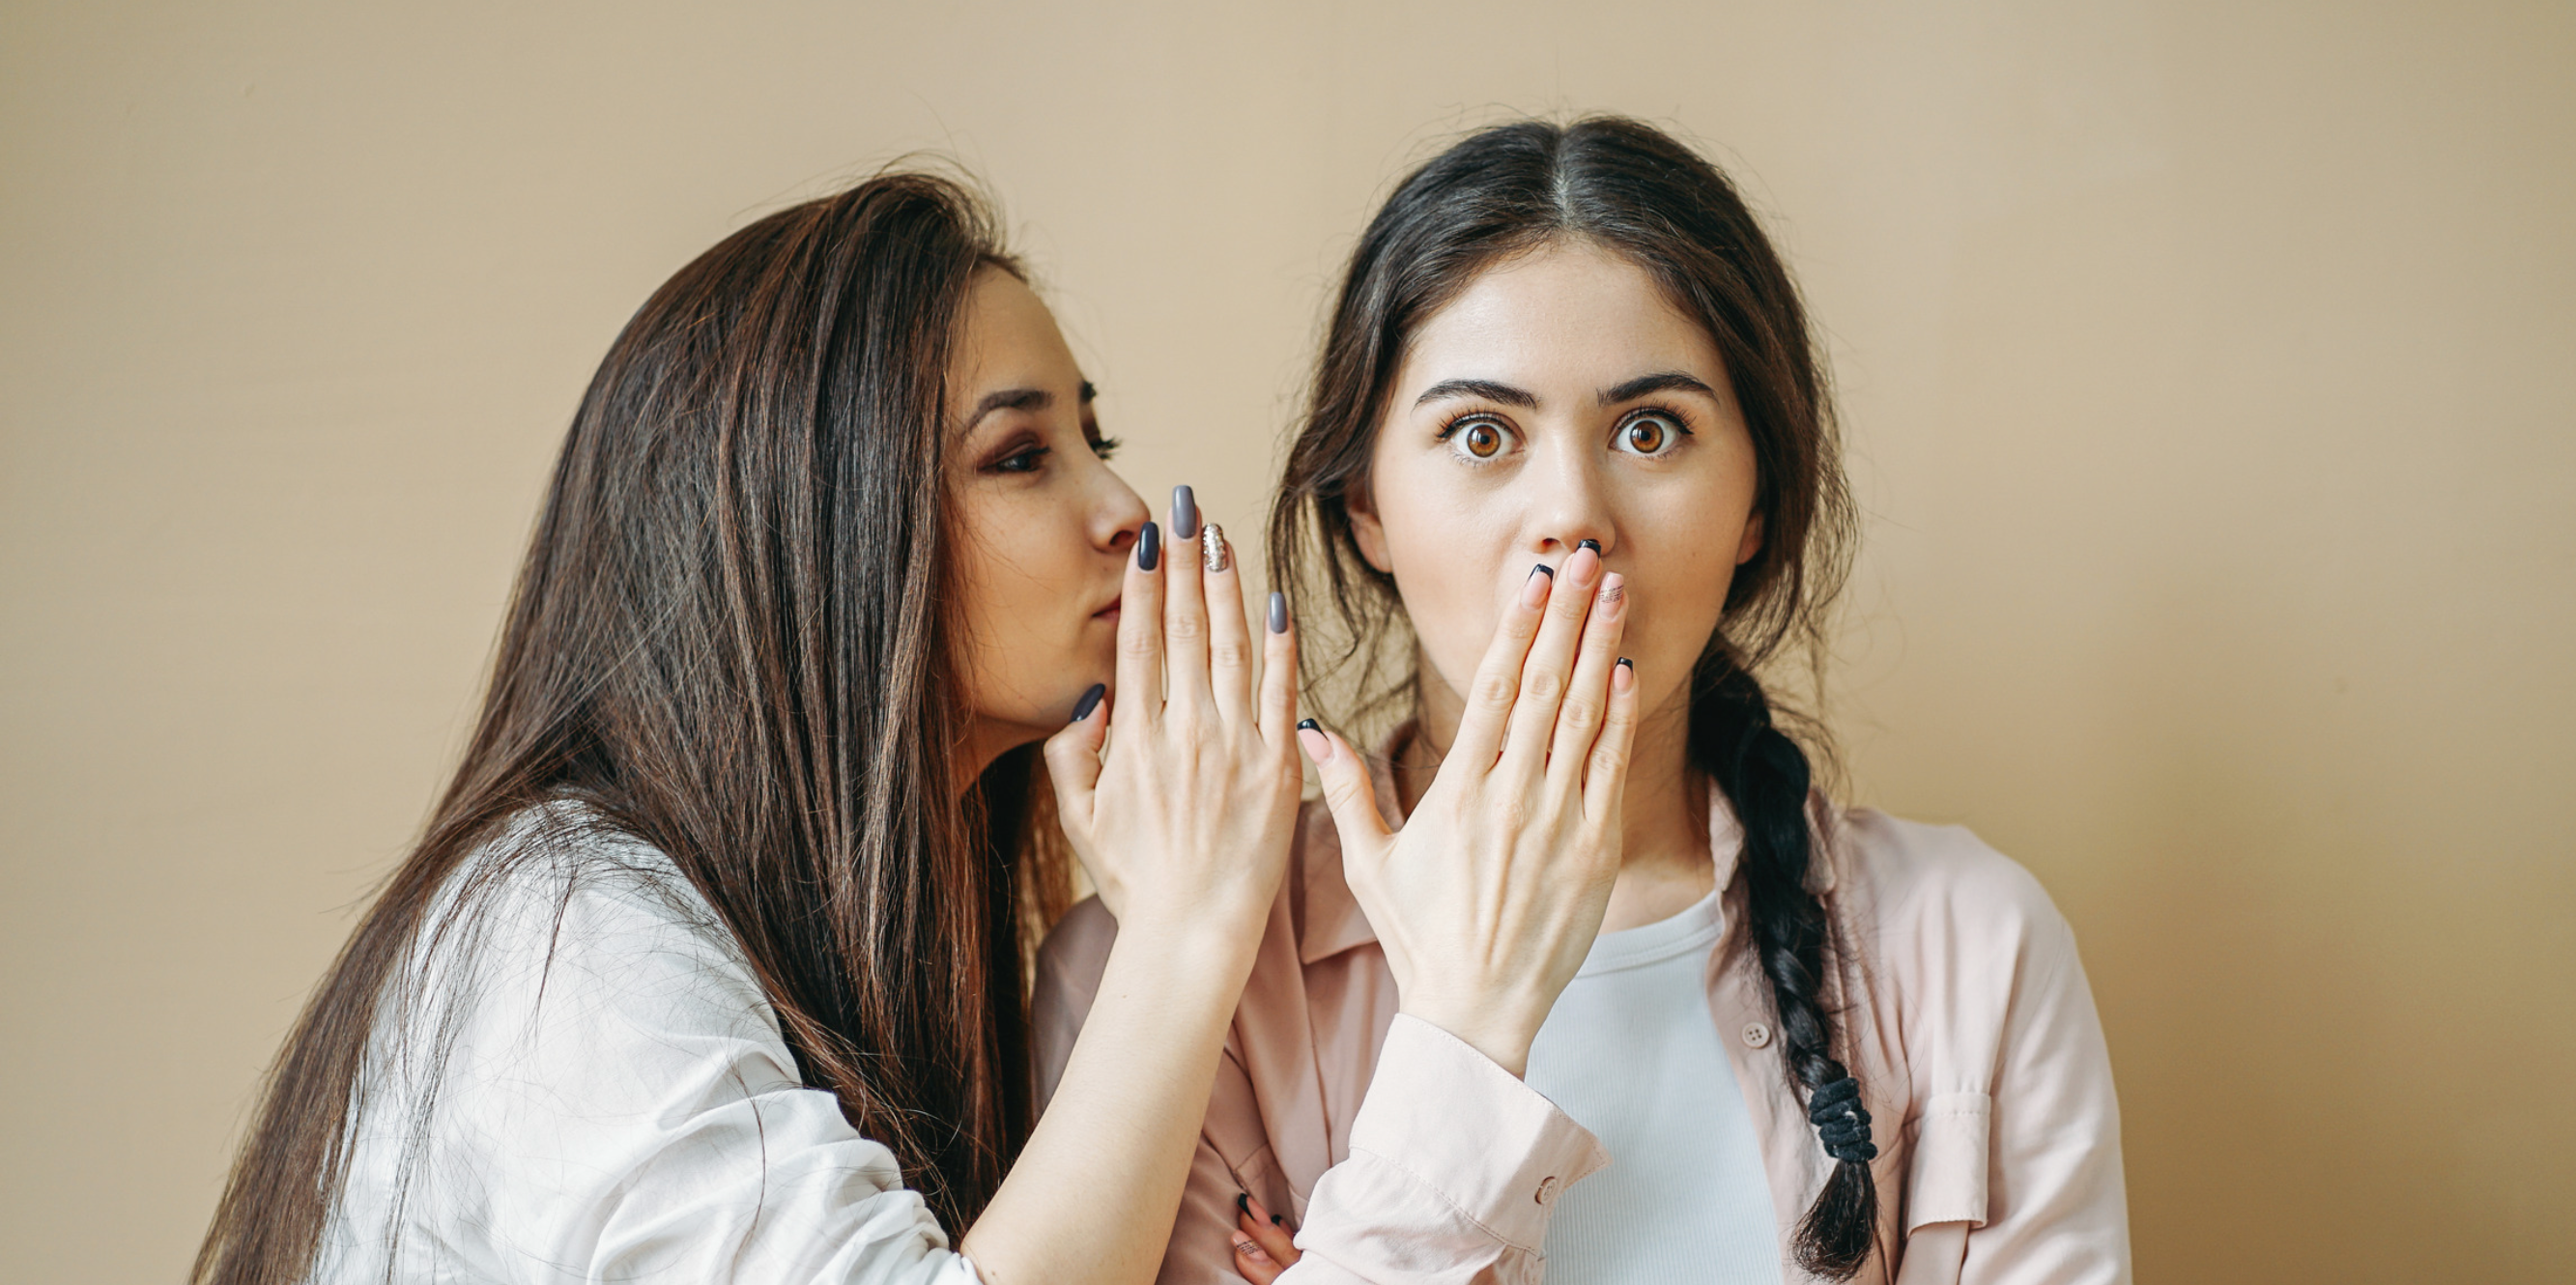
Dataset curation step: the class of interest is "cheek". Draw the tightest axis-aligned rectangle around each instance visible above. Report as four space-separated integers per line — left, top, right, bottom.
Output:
1372 471 1517 692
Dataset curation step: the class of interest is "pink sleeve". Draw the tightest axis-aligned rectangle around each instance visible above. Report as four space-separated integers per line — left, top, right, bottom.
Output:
1900 876 2131 1285
1961 909 2131 1283
1272 1016 1608 1285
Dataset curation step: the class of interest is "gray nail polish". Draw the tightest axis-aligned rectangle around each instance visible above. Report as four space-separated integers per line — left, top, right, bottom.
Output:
1172 485 1198 539
1268 590 1288 635
1577 538 1602 555
1071 682 1106 722
1532 562 1554 579
1137 521 1159 572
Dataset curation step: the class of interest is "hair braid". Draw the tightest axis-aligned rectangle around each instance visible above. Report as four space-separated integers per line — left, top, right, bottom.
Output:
1693 659 1878 1279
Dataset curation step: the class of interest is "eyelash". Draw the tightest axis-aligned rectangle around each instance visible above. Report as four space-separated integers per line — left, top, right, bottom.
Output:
987 430 1121 475
1432 405 1696 462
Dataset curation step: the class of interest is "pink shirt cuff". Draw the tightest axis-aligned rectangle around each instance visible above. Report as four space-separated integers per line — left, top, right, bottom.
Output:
1340 1014 1611 1252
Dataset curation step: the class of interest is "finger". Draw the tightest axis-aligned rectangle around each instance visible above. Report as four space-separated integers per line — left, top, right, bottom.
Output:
1447 561 1554 769
1199 519 1256 727
1238 1193 1301 1266
1499 542 1604 781
1298 720 1392 862
1547 570 1628 796
1257 590 1299 746
1041 683 1111 805
1585 652 1643 822
1162 486 1214 711
1114 521 1165 714
1231 1236 1283 1285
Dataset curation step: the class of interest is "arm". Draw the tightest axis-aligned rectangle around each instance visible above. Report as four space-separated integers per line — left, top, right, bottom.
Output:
1896 875 2132 1285
1954 908 2132 1284
971 501 1306 1285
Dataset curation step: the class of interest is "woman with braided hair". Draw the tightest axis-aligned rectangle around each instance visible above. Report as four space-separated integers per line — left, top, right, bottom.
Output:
1034 117 2129 1284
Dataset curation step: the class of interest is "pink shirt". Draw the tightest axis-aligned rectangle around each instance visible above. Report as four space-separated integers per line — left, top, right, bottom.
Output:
1034 751 2131 1285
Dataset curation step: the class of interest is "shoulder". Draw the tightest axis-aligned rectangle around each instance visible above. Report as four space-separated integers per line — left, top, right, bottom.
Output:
1830 808 2075 958
408 803 765 1044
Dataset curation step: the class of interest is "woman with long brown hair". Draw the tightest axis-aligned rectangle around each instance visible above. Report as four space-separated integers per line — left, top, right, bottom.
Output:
192 170 1337 1285
1037 117 2131 1284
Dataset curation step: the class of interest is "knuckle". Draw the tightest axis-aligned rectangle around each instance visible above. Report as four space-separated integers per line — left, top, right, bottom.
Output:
1521 668 1563 704
1473 671 1518 710
1559 695 1604 731
1167 614 1207 642
1119 632 1159 659
1211 640 1252 670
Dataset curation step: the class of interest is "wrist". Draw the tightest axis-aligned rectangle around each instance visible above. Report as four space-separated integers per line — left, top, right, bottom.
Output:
1396 990 1545 1079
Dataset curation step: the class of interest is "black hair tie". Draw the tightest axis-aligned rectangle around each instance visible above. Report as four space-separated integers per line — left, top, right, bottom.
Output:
1807 1074 1878 1164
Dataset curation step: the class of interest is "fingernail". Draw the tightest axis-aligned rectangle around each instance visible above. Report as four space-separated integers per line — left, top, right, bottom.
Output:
1296 719 1329 761
1577 538 1602 554
1268 590 1288 634
1172 485 1198 539
1615 657 1634 691
1522 563 1553 608
1137 521 1160 571
1271 1214 1285 1227
1597 573 1626 614
1617 656 1634 669
1237 1192 1252 1218
1071 683 1105 723
1202 522 1231 573
1297 717 1319 731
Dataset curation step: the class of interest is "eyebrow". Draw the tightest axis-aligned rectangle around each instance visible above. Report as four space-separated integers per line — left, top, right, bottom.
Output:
1414 378 1538 410
966 381 1096 429
1599 371 1718 405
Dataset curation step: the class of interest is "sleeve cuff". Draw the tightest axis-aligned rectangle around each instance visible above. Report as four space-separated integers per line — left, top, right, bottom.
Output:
1344 1014 1610 1250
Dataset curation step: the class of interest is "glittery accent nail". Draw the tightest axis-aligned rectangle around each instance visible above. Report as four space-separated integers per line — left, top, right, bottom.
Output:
1201 522 1231 573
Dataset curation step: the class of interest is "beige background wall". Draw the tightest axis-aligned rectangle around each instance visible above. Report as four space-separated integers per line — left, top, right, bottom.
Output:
5 1 2569 1279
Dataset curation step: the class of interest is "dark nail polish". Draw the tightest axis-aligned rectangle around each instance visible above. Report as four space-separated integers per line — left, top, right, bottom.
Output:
1236 1192 1251 1217
1071 683 1106 723
1532 562 1554 579
1137 521 1160 571
1617 656 1634 670
1172 485 1199 539
1297 718 1319 731
1268 590 1288 635
1272 1214 1285 1226
1577 538 1602 555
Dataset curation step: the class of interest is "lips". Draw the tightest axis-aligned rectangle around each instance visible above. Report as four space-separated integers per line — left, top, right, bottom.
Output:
1092 595 1122 623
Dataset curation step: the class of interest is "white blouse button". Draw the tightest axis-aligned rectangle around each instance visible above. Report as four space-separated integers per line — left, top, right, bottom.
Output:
1742 1021 1773 1049
1535 1175 1560 1204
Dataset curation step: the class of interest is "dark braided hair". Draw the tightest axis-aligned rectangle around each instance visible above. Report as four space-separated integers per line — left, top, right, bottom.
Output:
1270 115 1875 1276
1696 661 1878 1276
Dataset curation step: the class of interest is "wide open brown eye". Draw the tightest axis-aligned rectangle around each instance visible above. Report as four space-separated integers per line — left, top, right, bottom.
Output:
1463 422 1503 458
1624 418 1667 454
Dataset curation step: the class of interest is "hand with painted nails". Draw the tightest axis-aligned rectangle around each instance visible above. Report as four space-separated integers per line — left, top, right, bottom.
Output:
1228 1191 1300 1283
1295 543 1640 1077
1044 486 1305 933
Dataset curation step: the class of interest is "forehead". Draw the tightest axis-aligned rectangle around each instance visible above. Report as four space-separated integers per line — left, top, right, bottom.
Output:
1401 241 1721 386
952 268 1079 387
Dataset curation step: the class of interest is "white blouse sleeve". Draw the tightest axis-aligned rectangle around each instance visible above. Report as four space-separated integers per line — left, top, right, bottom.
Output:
362 843 983 1285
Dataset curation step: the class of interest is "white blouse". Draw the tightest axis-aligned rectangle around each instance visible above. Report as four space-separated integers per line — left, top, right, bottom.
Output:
316 807 980 1284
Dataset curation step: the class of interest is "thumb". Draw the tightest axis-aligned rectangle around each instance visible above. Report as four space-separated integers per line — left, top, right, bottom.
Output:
1042 683 1110 814
1297 720 1391 861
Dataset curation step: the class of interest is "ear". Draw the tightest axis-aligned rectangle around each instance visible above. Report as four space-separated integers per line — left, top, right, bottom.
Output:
1346 481 1394 575
1734 511 1764 567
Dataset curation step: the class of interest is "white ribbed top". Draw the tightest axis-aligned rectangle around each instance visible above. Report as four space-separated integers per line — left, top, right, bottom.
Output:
1523 889 1784 1284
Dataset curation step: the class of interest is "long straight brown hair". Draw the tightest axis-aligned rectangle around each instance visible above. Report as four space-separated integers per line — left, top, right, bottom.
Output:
193 170 1072 1285
1269 117 1878 1277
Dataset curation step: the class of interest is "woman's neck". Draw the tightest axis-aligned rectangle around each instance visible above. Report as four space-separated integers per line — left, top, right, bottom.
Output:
1395 689 1715 934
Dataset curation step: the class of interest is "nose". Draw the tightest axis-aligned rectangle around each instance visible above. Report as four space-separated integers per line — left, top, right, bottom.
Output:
1091 464 1150 555
1522 443 1615 560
